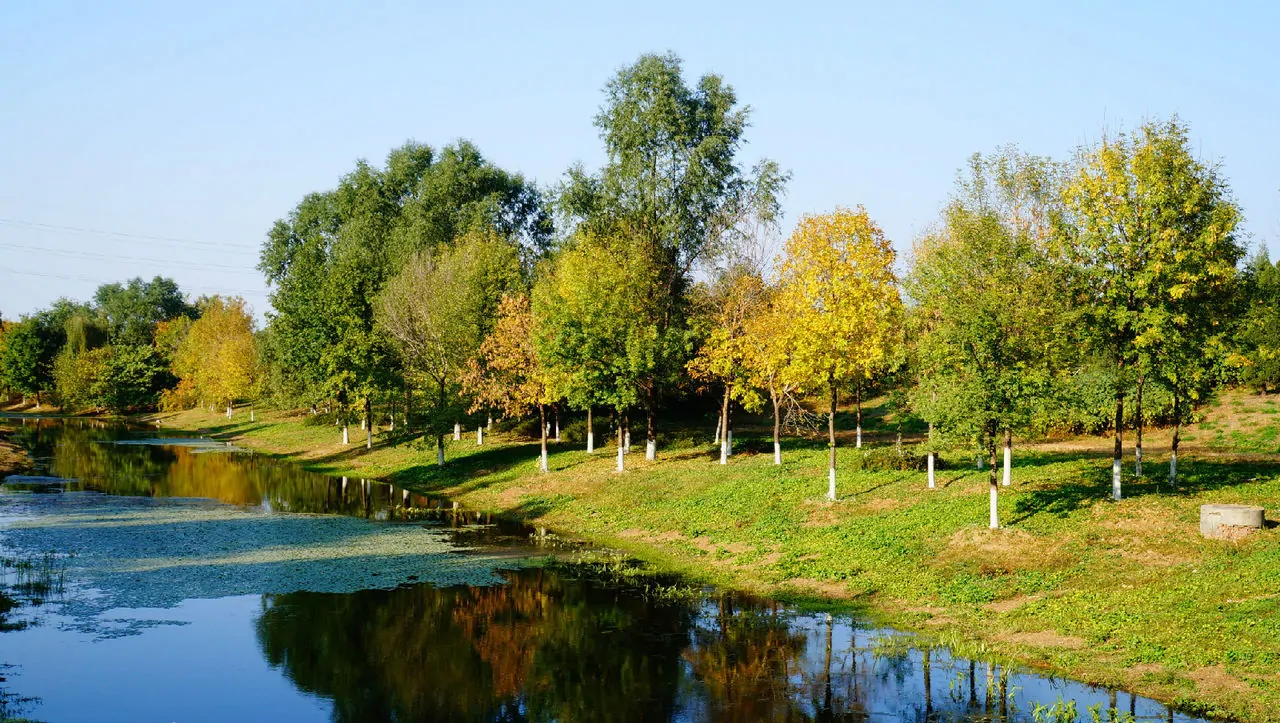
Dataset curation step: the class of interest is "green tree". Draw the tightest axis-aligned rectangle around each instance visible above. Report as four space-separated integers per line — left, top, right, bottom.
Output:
560 52 783 461
377 229 523 464
93 276 195 346
778 207 901 500
907 149 1066 528
1059 117 1242 500
1233 249 1280 394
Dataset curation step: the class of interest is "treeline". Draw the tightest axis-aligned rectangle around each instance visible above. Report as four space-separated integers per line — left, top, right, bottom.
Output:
4 52 1279 529
0 278 259 415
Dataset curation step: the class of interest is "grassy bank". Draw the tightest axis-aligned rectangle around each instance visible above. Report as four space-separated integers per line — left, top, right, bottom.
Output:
0 427 32 477
149 392 1280 721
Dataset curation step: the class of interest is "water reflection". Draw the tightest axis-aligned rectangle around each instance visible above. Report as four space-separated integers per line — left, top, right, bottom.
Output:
1 418 1206 722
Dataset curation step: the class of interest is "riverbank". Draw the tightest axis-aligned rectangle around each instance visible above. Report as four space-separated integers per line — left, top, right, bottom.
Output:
148 392 1280 722
0 427 32 477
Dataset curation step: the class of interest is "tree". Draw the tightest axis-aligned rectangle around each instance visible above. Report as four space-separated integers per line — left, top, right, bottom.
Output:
1233 249 1280 394
560 52 783 462
532 232 655 471
740 283 805 466
688 266 767 464
907 149 1066 528
1059 118 1242 500
377 229 522 464
93 276 195 347
260 140 549 440
778 207 900 500
172 296 259 417
0 315 61 406
462 294 559 472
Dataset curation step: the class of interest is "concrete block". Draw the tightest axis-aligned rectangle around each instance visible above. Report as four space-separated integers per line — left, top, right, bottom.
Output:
1200 504 1266 539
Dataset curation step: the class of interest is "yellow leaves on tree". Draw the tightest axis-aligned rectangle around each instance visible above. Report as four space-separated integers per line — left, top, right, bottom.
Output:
778 206 900 391
173 296 257 412
776 206 900 498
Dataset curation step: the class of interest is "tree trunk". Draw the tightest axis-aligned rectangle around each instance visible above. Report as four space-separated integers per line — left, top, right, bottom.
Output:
1113 378 1124 501
586 406 594 453
927 421 936 489
539 404 549 473
454 422 461 441
828 374 838 501
771 389 782 465
624 413 631 454
342 424 349 445
476 425 484 445
645 397 656 461
616 412 625 473
365 397 373 450
719 385 731 465
226 403 232 419
988 431 999 529
855 383 863 449
403 378 412 435
436 433 445 466
713 412 722 445
1002 428 1012 487
554 406 561 443
1170 392 1181 487
1135 375 1145 476
250 407 255 423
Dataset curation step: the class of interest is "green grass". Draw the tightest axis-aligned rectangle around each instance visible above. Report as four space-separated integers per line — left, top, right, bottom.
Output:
151 393 1280 722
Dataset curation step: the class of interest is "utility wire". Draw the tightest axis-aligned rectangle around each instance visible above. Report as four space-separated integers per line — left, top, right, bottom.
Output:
0 241 259 273
1 268 266 297
0 217 258 250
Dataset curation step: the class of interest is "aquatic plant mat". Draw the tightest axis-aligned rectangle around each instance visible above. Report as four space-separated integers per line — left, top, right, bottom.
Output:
0 488 531 632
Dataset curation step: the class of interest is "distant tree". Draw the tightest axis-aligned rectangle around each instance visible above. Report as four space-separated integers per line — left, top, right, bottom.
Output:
93 276 195 346
1059 117 1242 499
173 297 259 417
0 312 65 407
1233 249 1280 394
462 294 559 472
778 207 900 500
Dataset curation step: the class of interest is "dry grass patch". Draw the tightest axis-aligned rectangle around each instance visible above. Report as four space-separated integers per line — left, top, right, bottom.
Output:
936 528 1074 574
998 630 1086 650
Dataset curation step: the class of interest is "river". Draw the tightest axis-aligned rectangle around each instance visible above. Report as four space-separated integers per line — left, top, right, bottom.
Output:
0 417 1209 722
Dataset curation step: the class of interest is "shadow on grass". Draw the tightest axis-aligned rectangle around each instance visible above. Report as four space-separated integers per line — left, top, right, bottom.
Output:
1008 456 1280 525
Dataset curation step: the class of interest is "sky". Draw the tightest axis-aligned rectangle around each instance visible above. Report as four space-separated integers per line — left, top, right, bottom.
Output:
2 0 1278 321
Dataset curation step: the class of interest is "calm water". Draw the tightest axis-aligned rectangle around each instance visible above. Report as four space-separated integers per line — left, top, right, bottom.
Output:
0 418 1208 723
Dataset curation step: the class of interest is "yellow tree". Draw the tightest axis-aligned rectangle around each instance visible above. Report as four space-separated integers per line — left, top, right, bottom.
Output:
741 285 805 465
778 207 900 500
461 294 559 473
173 296 258 417
688 266 766 465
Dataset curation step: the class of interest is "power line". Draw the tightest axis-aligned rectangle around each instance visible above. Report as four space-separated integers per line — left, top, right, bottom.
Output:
0 241 259 273
1 268 267 297
0 217 259 250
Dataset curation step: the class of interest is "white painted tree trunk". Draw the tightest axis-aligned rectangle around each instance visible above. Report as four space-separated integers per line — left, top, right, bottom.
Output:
927 452 935 489
587 431 594 453
250 408 255 423
827 467 836 501
388 413 394 431
977 457 983 470
454 423 461 441
486 415 492 431
226 404 232 419
713 414 722 445
726 429 733 457
720 434 728 465
1169 452 1177 485
1002 444 1011 487
989 482 999 529
360 417 365 430
342 426 349 445
540 447 548 473
1135 446 1143 476
1112 458 1122 500
856 425 862 448
476 426 484 445
616 444 625 472
437 440 445 466
624 430 631 454
774 441 781 465
645 439 656 460
366 425 372 450
555 419 560 442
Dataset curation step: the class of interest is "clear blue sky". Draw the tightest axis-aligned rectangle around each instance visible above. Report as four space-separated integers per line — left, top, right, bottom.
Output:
3 1 1277 321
